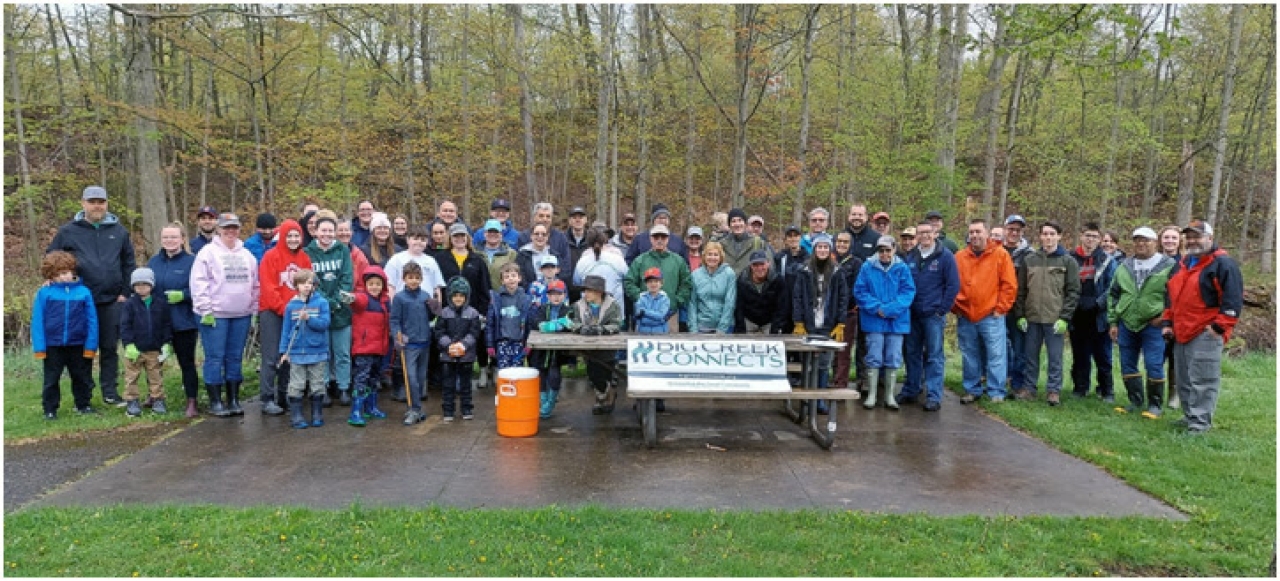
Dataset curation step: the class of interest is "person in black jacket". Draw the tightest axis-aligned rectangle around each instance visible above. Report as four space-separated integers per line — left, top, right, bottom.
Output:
119 268 173 416
773 224 809 335
435 277 483 421
438 223 494 387
831 232 864 391
735 251 786 334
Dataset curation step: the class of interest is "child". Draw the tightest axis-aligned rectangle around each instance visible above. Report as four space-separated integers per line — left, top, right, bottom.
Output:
120 268 173 417
32 251 99 419
391 261 435 425
633 267 671 412
566 275 623 414
435 277 483 421
279 269 332 429
529 255 559 308
349 266 391 426
487 262 533 370
530 280 572 418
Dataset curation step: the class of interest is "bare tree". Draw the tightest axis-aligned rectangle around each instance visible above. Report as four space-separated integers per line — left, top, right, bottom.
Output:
935 4 968 206
119 5 169 247
510 5 538 202
794 6 819 226
595 4 615 219
978 5 1012 223
1206 4 1244 225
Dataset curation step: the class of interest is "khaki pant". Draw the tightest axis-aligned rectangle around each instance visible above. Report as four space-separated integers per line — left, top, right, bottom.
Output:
124 352 164 401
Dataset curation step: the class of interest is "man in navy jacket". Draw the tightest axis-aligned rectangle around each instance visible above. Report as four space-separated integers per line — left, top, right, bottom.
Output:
897 220 960 411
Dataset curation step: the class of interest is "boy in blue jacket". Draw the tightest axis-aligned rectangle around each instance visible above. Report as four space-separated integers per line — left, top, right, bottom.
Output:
391 261 437 425
487 263 533 369
633 267 672 334
33 251 100 419
530 280 572 418
120 268 173 417
280 269 331 429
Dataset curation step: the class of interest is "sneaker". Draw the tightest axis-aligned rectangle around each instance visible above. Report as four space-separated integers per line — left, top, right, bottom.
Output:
1013 389 1036 402
262 400 285 416
402 410 425 425
103 395 124 406
1047 392 1061 407
76 406 98 415
1141 406 1162 419
923 401 941 412
442 415 455 423
44 411 57 420
959 394 978 404
126 400 143 417
988 396 1005 404
152 399 168 414
1102 395 1115 404
462 413 474 421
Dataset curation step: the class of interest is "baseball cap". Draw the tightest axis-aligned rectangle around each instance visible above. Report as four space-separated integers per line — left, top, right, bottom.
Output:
650 224 670 236
876 235 896 249
569 206 587 216
784 224 802 235
686 226 704 238
81 186 108 201
1182 219 1214 236
748 215 764 225
621 212 636 224
491 198 511 210
197 205 218 218
546 280 566 294
1131 227 1158 240
448 223 469 237
749 250 769 265
484 219 503 232
900 226 917 237
217 213 241 228
643 267 663 281
1004 214 1027 227
925 210 944 220
872 211 891 222
538 254 559 268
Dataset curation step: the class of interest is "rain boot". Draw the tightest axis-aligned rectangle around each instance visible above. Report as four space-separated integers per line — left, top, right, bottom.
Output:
226 381 244 416
289 397 308 429
1118 375 1144 414
310 394 325 427
549 389 560 415
185 397 199 419
592 388 611 415
539 391 553 419
862 369 880 409
884 369 900 411
206 384 230 417
348 393 366 427
364 390 387 419
1142 378 1165 419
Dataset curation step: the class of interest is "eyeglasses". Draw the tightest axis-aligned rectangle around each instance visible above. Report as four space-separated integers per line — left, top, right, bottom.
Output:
532 232 548 237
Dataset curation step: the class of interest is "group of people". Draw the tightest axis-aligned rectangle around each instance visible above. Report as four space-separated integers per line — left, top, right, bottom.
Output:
34 185 1242 435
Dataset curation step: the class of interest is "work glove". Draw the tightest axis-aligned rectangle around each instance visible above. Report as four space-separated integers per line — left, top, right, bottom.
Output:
556 316 572 329
1053 319 1069 335
34 352 46 360
251 313 259 327
124 344 141 361
159 344 173 363
487 347 497 358
165 290 184 304
448 343 466 358
1017 318 1028 332
538 320 558 333
830 323 846 342
793 323 808 336
339 290 356 304
200 314 216 327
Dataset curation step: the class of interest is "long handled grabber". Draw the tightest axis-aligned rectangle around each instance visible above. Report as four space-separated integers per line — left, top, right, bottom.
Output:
400 343 413 410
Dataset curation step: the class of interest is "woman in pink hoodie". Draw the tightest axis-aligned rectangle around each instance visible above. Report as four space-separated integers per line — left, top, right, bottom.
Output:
190 213 260 418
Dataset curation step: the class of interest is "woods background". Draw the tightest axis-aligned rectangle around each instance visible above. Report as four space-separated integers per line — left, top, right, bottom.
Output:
4 4 1276 277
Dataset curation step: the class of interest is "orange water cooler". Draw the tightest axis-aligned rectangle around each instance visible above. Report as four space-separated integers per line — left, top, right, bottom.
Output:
495 367 540 437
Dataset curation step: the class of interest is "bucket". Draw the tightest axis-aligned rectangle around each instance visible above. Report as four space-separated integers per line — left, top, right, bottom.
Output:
495 367 540 437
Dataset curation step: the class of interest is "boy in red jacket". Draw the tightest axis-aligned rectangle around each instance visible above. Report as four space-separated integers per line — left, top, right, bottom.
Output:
348 266 391 426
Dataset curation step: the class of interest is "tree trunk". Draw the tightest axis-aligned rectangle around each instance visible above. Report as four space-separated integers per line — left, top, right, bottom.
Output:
509 5 538 203
595 4 615 220
7 6 42 271
460 5 473 221
1177 140 1195 227
935 4 968 206
1101 65 1128 230
731 4 758 209
795 6 819 226
1261 196 1276 273
979 6 1011 224
634 3 652 219
896 5 914 124
124 7 168 249
1239 9 1274 261
1206 4 1244 226
1140 5 1173 220
998 54 1028 221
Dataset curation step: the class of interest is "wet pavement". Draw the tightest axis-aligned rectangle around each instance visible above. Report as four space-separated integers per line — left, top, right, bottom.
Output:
30 379 1182 518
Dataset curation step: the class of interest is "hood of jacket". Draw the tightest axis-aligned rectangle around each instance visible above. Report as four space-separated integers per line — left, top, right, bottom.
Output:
72 210 121 226
267 220 306 257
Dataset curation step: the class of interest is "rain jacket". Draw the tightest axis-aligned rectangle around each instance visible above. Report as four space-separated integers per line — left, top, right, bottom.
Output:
574 247 629 308
32 278 98 356
1013 245 1080 324
279 291 331 365
257 220 312 317
47 210 136 304
120 293 172 352
689 264 738 334
854 255 916 334
953 244 1017 323
479 242 522 290
1107 254 1176 332
634 290 673 334
625 249 692 308
350 266 391 357
1162 246 1244 344
149 249 199 331
190 235 260 319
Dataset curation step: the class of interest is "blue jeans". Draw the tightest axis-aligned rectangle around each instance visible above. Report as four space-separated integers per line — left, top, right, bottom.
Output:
198 315 252 385
1024 322 1065 394
326 325 353 391
902 313 946 404
864 332 904 369
1005 314 1029 390
957 314 1007 398
1117 322 1165 380
403 346 429 411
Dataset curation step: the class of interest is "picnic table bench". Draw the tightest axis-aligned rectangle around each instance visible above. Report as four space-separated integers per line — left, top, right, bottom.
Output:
526 332 850 449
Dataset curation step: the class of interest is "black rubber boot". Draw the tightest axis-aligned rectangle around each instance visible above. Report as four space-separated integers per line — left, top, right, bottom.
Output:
289 397 308 429
310 394 325 427
206 384 230 417
1120 375 1144 413
226 381 245 416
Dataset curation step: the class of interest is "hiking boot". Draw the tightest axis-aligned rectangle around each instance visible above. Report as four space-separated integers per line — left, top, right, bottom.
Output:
185 397 199 419
959 393 977 405
44 411 57 420
1047 392 1061 407
226 381 244 416
103 395 123 406
151 399 167 415
403 409 425 425
923 401 941 412
289 397 308 429
364 392 387 419
1141 406 1163 419
126 399 142 417
206 384 230 417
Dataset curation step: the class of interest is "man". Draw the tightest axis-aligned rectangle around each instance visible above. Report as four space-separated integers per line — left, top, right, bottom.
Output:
1002 214 1036 396
1108 227 1177 418
564 206 591 297
721 208 771 275
773 224 809 335
952 219 1017 403
432 200 467 237
747 215 773 254
871 212 892 236
735 250 786 334
609 212 639 258
842 203 880 261
518 202 572 270
472 198 521 248
47 185 137 406
190 205 218 254
799 207 830 254
685 226 704 272
1012 221 1080 406
350 199 375 249
899 221 960 411
626 203 687 263
989 226 1005 246
624 224 692 332
479 219 523 290
926 210 960 253
1162 220 1242 434
243 213 278 262
898 226 917 257
1070 222 1117 402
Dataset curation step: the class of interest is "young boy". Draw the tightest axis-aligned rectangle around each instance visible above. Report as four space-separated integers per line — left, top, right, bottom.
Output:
349 265 391 426
436 277 483 421
633 267 671 411
120 268 173 417
567 275 623 414
391 261 436 425
530 280 572 418
487 262 533 370
529 255 559 308
32 251 100 419
280 269 332 429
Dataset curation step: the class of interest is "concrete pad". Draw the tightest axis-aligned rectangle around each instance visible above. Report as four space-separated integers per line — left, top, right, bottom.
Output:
33 379 1183 519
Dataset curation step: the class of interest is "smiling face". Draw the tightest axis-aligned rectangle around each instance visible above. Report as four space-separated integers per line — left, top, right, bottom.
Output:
196 212 218 234
530 225 550 249
1003 222 1024 245
847 206 866 229
365 277 384 296
437 202 458 223
335 221 353 244
729 217 746 235
835 233 852 255
813 242 831 260
357 201 374 225
161 226 184 253
430 224 447 246
533 207 553 228
703 247 723 269
286 229 303 251
1133 236 1156 260
1080 229 1100 252
650 232 669 252
314 220 336 248
967 222 988 252
393 217 408 235
1184 231 1212 256
218 223 241 246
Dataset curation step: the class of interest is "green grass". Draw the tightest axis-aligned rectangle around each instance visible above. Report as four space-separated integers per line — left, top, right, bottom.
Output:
4 350 1275 576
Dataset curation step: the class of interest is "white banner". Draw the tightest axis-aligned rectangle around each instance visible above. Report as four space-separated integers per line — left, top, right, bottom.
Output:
626 338 791 394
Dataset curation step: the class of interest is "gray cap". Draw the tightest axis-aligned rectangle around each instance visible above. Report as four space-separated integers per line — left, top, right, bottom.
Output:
749 250 769 265
448 223 469 237
650 224 670 236
216 213 241 228
686 226 704 238
876 235 897 250
82 186 108 201
130 267 155 287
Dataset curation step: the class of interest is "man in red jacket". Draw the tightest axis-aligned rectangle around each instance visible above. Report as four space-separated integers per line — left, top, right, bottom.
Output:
1161 220 1242 435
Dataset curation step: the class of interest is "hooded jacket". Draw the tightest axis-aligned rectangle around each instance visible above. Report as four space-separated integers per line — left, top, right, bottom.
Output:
435 278 483 363
350 266 391 356
148 248 198 331
634 289 673 333
120 292 173 352
487 284 533 344
567 294 623 334
792 256 849 333
32 278 99 356
734 266 786 332
1162 246 1243 344
47 210 137 304
258 220 313 317
279 289 331 365
390 285 435 347
190 234 260 319
689 263 738 334
608 232 635 256
953 244 1017 323
1107 253 1176 332
903 245 960 318
854 255 916 334
1013 245 1081 324
243 233 276 263
305 238 354 329
574 246 629 308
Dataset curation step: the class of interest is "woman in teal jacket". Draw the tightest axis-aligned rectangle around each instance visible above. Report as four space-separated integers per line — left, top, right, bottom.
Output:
688 241 737 334
854 236 916 410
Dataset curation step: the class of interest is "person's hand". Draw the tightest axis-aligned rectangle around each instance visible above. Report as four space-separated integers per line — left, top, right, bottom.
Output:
1109 325 1119 342
1053 320 1068 335
279 354 290 365
201 314 216 327
159 344 173 363
538 321 556 333
449 343 465 358
165 290 184 304
396 332 407 348
556 316 572 329
487 347 497 358
830 323 845 342
297 308 310 321
124 344 140 361
339 290 356 304
251 313 259 327
793 323 808 336
34 351 46 360
581 325 601 336
1205 324 1221 338
1017 318 1028 332
116 295 126 303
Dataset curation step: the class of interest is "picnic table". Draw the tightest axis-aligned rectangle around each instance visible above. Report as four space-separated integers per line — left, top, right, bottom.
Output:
525 332 852 449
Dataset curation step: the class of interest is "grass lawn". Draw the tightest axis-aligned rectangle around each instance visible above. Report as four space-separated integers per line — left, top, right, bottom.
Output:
3 349 1275 576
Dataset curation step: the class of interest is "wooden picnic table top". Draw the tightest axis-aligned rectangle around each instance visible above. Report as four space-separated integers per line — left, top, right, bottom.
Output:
526 331 844 353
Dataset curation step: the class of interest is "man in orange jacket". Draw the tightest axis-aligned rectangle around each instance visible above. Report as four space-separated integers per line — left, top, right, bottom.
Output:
952 219 1018 403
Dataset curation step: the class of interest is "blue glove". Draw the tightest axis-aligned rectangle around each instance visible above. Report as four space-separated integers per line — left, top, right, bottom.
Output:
556 316 572 329
538 320 559 333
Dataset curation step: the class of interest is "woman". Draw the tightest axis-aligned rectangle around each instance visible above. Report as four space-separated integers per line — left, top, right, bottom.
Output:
439 223 494 384
149 222 200 417
429 221 451 257
688 241 737 334
831 231 864 391
190 213 260 417
258 219 312 417
516 223 554 288
336 218 371 292
1159 224 1183 411
392 214 410 249
853 236 916 410
1101 230 1127 261
573 228 628 308
792 234 849 413
362 212 402 268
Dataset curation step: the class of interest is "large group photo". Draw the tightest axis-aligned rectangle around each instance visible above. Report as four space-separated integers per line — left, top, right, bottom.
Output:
4 3 1276 577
